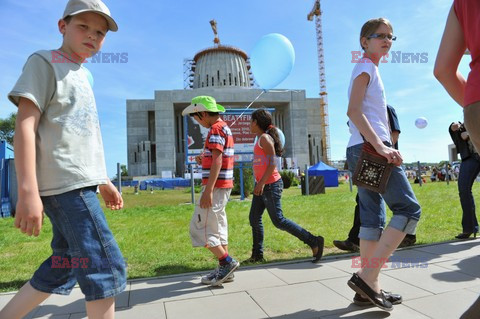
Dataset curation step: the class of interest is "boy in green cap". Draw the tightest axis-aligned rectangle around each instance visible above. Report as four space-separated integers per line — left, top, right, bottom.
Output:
1 1 125 318
182 96 239 286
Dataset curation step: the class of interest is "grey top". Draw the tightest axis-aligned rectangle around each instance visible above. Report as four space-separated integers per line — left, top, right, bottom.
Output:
8 50 107 196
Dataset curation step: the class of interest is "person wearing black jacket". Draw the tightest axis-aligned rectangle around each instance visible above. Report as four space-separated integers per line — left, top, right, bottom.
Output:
449 122 480 239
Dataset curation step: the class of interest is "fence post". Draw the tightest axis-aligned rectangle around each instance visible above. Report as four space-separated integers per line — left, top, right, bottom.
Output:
117 163 122 194
349 171 353 192
240 163 245 200
190 164 195 204
417 161 422 187
305 164 309 196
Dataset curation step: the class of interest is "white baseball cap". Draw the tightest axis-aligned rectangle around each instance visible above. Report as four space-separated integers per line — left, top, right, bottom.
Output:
63 0 118 32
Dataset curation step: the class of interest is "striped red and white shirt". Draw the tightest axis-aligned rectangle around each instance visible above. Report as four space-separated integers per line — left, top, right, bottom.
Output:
202 120 234 188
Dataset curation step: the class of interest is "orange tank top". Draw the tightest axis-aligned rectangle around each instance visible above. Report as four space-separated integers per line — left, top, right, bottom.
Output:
253 135 281 185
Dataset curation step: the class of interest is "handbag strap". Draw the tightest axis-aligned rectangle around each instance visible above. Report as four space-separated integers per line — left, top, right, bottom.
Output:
362 142 379 155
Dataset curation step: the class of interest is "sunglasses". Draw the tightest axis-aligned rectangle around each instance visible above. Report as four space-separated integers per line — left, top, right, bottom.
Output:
367 33 397 41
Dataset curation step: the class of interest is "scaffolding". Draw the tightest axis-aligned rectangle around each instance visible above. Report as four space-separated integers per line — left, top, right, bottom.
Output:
183 58 195 89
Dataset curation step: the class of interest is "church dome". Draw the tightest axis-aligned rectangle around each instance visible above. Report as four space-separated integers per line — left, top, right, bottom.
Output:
191 45 252 89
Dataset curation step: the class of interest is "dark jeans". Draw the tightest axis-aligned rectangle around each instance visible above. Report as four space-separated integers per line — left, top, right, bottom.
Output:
249 179 317 256
348 194 417 246
458 156 480 233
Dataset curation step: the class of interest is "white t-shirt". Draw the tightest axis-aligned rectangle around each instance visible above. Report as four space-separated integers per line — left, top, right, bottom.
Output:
347 57 390 148
8 50 107 196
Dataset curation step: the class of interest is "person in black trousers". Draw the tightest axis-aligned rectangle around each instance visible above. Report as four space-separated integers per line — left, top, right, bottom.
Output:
449 121 480 239
334 105 417 252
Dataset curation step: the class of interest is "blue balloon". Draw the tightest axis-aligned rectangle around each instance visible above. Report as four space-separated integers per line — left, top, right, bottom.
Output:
254 128 285 148
277 128 285 148
250 33 295 90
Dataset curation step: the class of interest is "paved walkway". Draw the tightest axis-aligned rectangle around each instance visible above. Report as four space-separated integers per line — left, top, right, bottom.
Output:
1 240 480 318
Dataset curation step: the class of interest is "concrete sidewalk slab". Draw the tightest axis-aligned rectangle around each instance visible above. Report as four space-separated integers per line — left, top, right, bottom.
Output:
247 281 350 318
404 288 480 318
165 292 266 319
265 262 349 284
209 268 286 295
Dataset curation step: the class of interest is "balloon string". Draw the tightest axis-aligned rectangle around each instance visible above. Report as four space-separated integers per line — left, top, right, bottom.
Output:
230 90 265 127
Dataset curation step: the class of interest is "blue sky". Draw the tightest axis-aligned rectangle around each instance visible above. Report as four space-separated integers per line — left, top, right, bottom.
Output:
0 0 470 177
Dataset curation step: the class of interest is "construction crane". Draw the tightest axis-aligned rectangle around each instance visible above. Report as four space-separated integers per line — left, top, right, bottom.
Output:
307 0 331 165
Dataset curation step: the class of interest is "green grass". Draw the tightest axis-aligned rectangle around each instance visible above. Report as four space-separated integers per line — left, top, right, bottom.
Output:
0 181 476 292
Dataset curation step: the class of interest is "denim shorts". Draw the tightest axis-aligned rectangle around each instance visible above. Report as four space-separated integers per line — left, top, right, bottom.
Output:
30 187 127 301
347 143 422 241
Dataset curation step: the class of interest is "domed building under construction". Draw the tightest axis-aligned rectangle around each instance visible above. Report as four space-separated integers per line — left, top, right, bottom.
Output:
126 22 329 177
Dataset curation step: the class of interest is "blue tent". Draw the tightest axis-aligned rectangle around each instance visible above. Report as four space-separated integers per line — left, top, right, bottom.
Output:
307 161 339 187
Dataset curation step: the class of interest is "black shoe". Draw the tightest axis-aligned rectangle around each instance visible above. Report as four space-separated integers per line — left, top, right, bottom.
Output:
333 239 359 252
353 290 402 306
460 295 480 319
312 236 325 263
242 254 265 264
455 232 477 240
398 235 417 248
347 273 393 311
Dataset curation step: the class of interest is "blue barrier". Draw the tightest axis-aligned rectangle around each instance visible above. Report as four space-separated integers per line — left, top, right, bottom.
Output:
112 180 139 187
139 178 190 190
0 141 14 218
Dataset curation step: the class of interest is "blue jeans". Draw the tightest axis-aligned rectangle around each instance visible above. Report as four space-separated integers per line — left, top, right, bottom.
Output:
347 143 421 241
249 179 317 256
458 156 480 233
30 187 127 301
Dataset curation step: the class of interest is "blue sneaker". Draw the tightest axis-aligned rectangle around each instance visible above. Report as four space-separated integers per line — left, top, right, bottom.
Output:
201 267 234 285
211 259 240 286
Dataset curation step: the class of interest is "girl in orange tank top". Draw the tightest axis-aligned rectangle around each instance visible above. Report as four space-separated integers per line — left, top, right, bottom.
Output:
245 109 324 264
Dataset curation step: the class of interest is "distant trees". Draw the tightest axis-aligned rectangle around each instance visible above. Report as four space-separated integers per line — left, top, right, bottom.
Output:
0 112 16 145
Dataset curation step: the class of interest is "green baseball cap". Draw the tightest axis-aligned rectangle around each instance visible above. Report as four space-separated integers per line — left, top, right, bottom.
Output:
181 96 225 116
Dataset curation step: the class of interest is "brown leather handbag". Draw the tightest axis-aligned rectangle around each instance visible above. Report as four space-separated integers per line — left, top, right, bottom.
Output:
352 142 394 194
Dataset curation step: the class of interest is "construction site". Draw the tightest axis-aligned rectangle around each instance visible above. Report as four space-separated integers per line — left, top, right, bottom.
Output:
126 0 331 178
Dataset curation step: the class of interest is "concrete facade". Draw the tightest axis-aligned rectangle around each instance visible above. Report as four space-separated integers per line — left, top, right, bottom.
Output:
127 88 324 177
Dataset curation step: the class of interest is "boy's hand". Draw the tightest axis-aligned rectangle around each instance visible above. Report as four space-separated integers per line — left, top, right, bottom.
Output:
253 183 265 196
14 194 44 237
199 189 213 209
195 153 203 165
99 180 124 210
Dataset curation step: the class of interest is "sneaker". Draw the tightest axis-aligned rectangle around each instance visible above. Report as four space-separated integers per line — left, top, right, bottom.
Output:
333 239 359 252
211 259 240 286
201 267 235 285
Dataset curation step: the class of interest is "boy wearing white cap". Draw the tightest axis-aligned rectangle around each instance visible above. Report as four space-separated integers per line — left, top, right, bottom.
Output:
182 96 240 286
0 1 125 318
